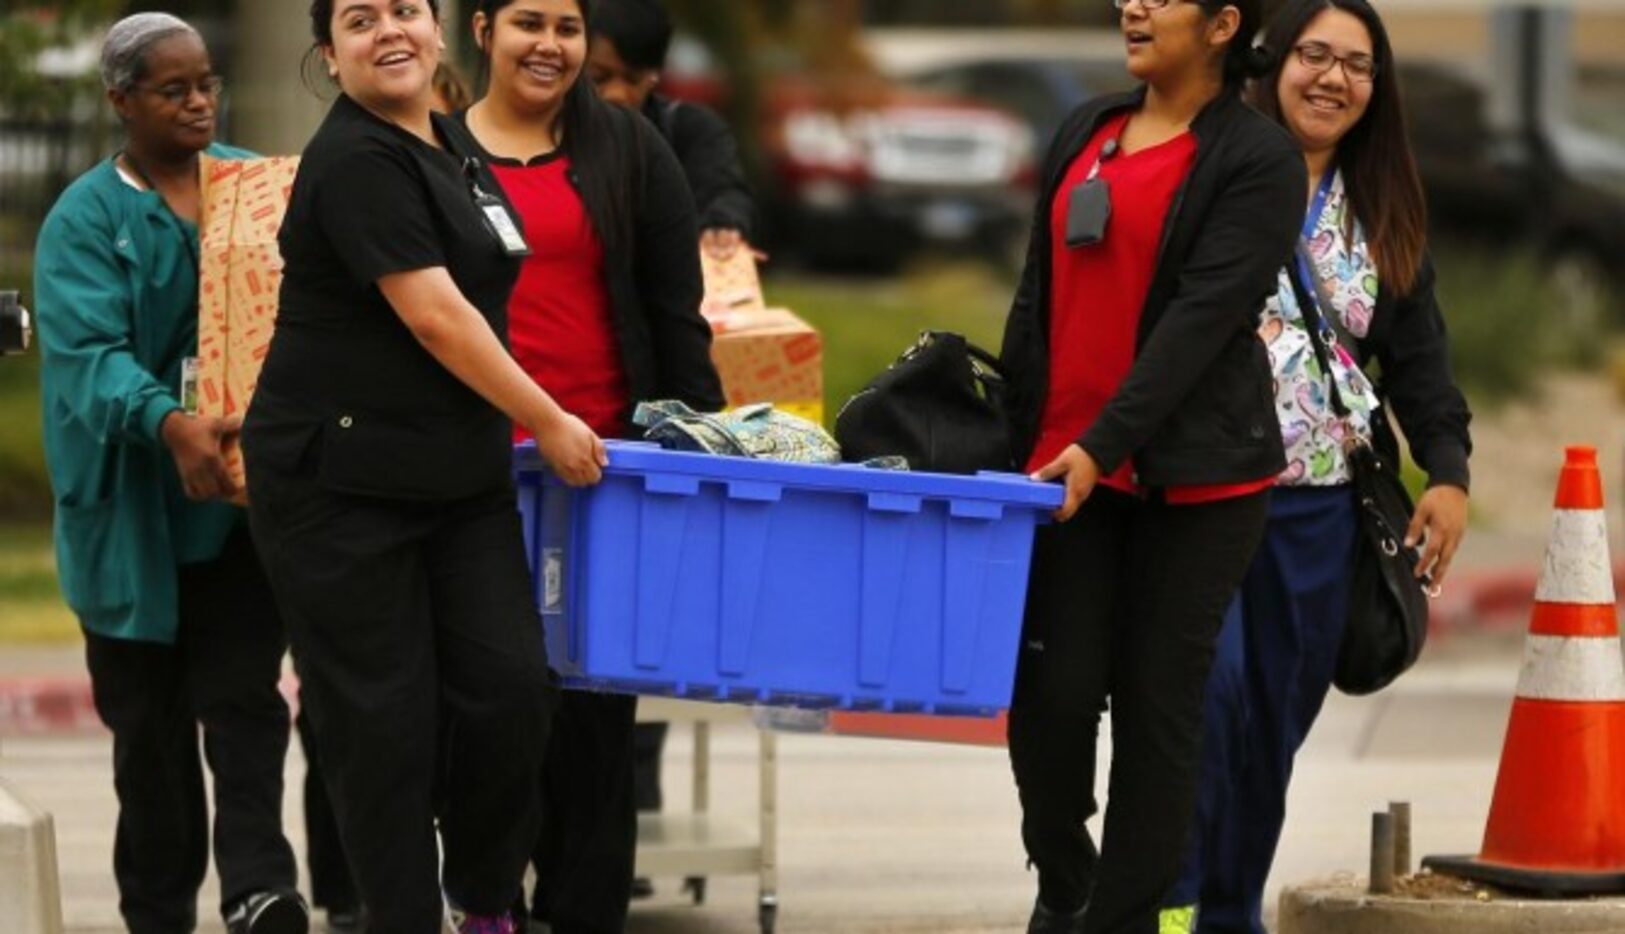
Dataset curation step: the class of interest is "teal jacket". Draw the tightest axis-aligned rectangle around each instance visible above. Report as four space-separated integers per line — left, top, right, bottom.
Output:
35 144 254 644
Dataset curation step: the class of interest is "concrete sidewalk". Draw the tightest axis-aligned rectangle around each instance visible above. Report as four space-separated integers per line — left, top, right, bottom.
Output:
0 626 1524 934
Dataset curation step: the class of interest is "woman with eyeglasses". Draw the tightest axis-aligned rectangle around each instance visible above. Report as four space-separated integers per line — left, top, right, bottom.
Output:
33 13 309 934
243 0 611 931
1162 1 1471 931
998 0 1305 928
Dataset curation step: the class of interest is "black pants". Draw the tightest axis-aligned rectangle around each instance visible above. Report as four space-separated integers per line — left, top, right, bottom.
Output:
633 721 667 811
527 690 639 934
84 526 298 934
249 467 558 934
294 709 356 914
1007 487 1269 934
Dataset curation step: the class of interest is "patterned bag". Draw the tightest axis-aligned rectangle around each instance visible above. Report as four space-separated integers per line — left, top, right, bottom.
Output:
633 401 842 465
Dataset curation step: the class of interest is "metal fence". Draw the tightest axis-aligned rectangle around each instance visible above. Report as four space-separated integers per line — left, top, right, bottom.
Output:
0 108 115 281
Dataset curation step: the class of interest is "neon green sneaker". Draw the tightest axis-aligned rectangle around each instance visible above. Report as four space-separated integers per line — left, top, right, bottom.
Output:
1159 905 1196 934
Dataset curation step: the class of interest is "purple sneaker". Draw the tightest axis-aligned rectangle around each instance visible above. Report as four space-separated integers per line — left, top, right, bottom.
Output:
449 910 517 934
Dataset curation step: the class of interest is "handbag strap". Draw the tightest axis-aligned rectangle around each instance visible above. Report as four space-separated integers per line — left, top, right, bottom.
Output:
1286 239 1354 423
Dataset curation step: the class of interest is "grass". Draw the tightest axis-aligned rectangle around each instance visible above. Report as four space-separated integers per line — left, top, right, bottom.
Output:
0 521 77 643
764 256 1013 420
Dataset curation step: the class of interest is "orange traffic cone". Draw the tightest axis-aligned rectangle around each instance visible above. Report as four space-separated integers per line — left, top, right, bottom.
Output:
1425 446 1625 894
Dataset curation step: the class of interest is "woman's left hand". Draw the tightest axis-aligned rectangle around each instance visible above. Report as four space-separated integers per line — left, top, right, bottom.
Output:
1032 444 1101 523
1407 484 1469 586
701 228 744 261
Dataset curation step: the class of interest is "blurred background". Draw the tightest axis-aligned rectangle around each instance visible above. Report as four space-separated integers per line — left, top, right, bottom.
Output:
3 0 1624 640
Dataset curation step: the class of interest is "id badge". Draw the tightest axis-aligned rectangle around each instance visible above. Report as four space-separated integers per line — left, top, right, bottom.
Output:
476 193 531 258
180 356 199 414
1065 177 1112 248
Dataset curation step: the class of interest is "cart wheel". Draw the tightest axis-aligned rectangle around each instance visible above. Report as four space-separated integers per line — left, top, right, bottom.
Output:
681 876 707 905
758 896 778 934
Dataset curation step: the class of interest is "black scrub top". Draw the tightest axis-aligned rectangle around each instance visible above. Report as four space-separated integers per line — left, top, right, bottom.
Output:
246 94 522 501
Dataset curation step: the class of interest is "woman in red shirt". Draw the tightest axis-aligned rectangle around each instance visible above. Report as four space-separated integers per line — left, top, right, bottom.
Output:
458 1 723 932
997 0 1305 929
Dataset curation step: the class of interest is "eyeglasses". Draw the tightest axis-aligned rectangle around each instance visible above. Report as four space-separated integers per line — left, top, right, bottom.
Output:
133 76 225 105
1294 41 1378 82
1112 0 1179 11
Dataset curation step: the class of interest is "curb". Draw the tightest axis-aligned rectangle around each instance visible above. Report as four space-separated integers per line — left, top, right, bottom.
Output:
0 674 301 738
1429 561 1625 634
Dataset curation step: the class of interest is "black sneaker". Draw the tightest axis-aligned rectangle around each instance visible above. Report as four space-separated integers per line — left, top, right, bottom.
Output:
1027 896 1087 934
225 889 310 934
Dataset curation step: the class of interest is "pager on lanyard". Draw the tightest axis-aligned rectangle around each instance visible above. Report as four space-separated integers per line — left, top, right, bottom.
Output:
463 158 531 258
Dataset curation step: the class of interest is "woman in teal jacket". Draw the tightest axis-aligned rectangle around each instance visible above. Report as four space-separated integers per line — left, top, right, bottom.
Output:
34 14 306 934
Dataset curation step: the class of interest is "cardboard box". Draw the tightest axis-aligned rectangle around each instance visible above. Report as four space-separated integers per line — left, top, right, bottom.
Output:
707 306 824 423
197 155 299 497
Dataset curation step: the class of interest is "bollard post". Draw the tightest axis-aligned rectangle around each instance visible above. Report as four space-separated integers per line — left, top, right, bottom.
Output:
1371 811 1396 894
1389 801 1412 877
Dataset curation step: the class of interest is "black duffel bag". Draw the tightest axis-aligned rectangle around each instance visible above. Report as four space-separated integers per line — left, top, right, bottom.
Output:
833 331 1016 475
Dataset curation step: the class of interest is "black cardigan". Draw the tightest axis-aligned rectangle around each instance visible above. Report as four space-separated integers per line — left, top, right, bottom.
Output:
1357 255 1473 490
463 103 727 419
1000 87 1305 487
643 93 756 239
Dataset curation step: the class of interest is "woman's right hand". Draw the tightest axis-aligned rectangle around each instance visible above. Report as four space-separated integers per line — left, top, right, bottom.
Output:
160 410 240 501
533 411 609 487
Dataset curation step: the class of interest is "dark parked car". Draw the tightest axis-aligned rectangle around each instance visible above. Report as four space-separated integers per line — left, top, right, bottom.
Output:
662 37 1037 270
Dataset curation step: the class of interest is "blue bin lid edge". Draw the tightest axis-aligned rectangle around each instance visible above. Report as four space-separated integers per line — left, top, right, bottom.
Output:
515 441 1063 510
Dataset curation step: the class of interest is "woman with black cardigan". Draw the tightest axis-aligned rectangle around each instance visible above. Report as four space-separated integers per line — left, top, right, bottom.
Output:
1164 1 1471 931
457 1 724 931
998 0 1305 929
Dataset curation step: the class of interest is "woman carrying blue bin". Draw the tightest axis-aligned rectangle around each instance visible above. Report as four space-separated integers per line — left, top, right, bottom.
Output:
997 0 1305 929
241 1 608 932
455 0 724 930
1163 1 1471 931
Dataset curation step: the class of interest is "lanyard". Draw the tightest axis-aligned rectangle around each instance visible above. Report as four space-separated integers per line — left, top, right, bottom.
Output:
119 150 201 274
1293 170 1338 302
1086 137 1121 182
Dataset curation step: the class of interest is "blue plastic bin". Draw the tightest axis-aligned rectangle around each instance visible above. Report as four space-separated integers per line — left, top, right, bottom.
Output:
514 441 1062 716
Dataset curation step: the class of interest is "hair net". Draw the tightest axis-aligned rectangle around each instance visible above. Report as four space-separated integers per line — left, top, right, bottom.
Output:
100 13 199 92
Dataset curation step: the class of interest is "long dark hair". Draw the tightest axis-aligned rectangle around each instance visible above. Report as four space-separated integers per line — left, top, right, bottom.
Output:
1253 0 1427 294
473 0 638 255
1193 0 1272 89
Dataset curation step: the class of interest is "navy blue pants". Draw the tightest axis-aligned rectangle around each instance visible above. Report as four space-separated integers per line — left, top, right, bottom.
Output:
1167 486 1357 934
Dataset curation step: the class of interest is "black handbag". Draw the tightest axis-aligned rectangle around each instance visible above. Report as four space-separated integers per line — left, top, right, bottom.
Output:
1287 248 1433 696
833 330 1016 475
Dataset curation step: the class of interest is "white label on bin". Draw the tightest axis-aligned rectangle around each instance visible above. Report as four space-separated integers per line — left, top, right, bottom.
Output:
542 548 563 615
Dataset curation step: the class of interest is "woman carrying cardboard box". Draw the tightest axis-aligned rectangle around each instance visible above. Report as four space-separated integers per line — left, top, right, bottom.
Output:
33 14 308 934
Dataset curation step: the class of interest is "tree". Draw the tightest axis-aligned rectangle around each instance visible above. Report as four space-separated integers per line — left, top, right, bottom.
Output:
0 2 121 118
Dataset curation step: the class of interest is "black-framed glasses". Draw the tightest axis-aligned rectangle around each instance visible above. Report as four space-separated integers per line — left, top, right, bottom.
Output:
1112 0 1178 10
133 76 225 105
1294 41 1378 82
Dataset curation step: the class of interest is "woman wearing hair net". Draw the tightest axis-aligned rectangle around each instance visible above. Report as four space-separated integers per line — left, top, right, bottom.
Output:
33 14 307 934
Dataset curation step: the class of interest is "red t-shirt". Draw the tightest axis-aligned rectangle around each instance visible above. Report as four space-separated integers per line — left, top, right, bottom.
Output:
1029 113 1274 506
491 154 631 441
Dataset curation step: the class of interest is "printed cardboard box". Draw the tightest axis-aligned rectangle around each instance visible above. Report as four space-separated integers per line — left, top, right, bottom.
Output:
707 306 824 424
197 155 299 497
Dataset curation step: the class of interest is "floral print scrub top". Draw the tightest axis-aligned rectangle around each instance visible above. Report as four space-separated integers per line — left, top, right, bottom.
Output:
1259 170 1382 487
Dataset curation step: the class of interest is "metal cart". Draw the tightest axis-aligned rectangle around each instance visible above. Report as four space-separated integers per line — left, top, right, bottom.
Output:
634 698 780 933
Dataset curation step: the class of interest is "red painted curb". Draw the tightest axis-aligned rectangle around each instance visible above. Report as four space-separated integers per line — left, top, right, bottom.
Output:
0 674 301 737
1428 561 1625 634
